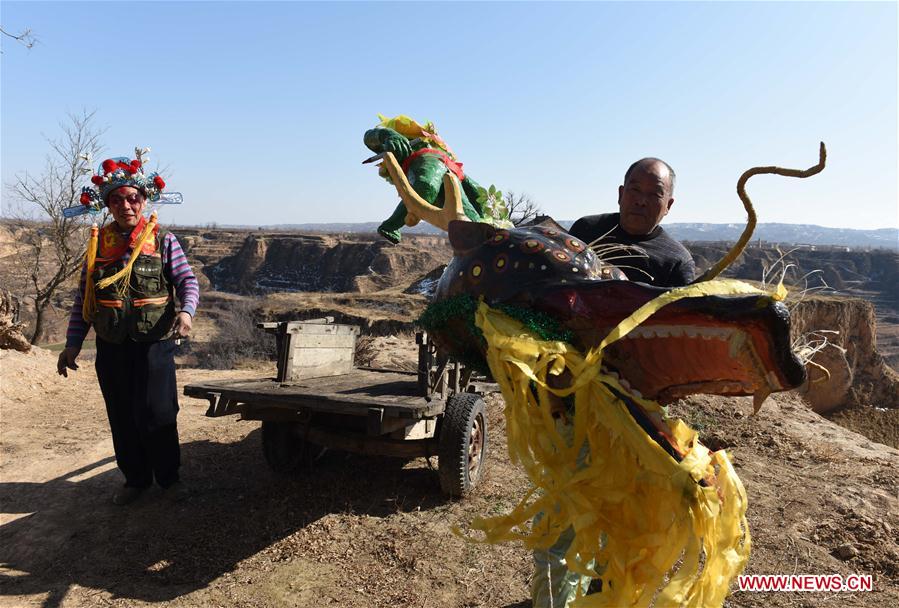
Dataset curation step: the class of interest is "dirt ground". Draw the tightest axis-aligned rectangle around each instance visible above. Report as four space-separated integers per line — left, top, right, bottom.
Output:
1 341 898 608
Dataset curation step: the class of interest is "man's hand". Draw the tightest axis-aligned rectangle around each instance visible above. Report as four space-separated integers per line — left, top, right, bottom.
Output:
173 311 192 339
57 346 80 377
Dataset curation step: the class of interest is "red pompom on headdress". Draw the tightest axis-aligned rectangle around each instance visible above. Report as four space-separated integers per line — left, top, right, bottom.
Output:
87 148 168 205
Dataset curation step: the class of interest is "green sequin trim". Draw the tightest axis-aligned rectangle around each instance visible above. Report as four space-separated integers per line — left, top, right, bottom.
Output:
418 294 573 376
418 294 483 338
417 294 489 373
495 303 574 343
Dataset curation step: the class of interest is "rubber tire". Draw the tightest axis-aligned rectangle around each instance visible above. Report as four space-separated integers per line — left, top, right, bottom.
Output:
438 393 488 497
261 421 307 474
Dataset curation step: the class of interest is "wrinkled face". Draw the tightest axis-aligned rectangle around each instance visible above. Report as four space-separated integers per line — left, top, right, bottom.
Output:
618 162 674 235
107 186 146 230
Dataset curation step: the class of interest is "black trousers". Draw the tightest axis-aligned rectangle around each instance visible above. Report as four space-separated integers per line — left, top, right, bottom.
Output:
95 337 181 488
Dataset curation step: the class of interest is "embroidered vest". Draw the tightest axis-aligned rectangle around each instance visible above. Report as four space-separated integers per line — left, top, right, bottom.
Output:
91 223 175 343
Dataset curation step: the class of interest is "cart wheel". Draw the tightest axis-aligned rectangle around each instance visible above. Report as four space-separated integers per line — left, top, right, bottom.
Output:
261 421 308 474
438 393 488 497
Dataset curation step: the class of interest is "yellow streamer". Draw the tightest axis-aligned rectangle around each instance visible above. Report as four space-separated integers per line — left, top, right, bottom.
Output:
96 211 158 296
81 223 99 322
376 113 456 158
466 279 782 607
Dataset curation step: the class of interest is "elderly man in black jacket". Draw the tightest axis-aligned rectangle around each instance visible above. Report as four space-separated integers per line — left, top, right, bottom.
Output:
570 157 695 288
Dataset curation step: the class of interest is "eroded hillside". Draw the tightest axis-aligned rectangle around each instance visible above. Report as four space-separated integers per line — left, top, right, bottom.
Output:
177 229 450 295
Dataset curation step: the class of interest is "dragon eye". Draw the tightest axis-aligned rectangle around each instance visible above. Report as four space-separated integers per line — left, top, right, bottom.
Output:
565 237 585 252
520 239 545 253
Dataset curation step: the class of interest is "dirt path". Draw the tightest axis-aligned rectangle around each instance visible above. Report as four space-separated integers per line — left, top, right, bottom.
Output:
1 347 897 607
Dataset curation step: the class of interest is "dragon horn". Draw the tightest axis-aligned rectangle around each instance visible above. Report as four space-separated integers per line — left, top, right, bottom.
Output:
379 152 469 232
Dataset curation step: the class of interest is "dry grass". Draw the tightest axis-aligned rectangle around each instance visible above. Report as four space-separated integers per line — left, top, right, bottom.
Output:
190 299 276 369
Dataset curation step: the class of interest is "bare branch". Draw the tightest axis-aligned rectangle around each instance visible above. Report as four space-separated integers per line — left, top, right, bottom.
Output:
0 26 37 50
504 191 542 227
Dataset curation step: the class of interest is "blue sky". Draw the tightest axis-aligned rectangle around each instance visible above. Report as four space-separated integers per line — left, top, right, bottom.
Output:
2 1 896 229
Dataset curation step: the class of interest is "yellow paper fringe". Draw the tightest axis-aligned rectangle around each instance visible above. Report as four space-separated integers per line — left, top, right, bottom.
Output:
466 279 781 607
376 113 456 159
96 211 158 296
81 223 99 322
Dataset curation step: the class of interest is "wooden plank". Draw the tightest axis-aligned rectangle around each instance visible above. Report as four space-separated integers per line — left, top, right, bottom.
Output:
186 380 425 401
417 332 431 397
258 317 336 330
282 322 358 382
276 327 290 382
400 419 436 440
184 381 446 418
304 427 437 458
288 347 354 381
290 334 356 349
186 368 415 391
295 316 335 325
239 407 308 422
379 416 414 435
286 323 358 336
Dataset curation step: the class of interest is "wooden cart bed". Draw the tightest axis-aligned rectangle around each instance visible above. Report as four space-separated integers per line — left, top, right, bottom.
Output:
184 367 446 421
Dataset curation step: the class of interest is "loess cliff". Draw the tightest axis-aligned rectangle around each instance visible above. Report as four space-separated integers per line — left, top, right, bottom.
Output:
181 231 450 295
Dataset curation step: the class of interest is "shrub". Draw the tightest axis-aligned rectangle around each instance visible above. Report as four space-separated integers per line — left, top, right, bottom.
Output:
193 300 276 369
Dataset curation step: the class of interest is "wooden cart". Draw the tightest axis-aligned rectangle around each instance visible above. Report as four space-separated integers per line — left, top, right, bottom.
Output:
183 318 490 497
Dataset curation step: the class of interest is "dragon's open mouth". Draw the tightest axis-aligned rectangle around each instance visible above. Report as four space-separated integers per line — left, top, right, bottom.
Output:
533 281 807 407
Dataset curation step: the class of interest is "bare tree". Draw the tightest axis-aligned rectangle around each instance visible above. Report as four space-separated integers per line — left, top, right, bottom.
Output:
505 191 541 226
5 110 106 343
0 26 37 50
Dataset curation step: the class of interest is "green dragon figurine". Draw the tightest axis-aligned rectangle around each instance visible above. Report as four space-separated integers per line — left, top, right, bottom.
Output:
364 115 489 243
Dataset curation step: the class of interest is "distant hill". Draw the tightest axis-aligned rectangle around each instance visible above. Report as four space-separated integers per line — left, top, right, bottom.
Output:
666 223 898 249
263 222 442 236
255 221 897 249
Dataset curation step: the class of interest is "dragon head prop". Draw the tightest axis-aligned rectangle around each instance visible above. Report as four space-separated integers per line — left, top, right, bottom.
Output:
376 146 826 411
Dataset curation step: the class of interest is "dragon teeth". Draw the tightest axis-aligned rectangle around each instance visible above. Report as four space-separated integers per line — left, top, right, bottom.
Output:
624 325 734 341
753 389 771 413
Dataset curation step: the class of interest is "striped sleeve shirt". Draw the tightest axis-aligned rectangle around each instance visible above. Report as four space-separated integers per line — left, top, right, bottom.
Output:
65 231 200 348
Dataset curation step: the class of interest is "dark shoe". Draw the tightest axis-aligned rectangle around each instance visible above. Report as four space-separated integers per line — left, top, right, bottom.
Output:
161 481 189 503
112 486 144 506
